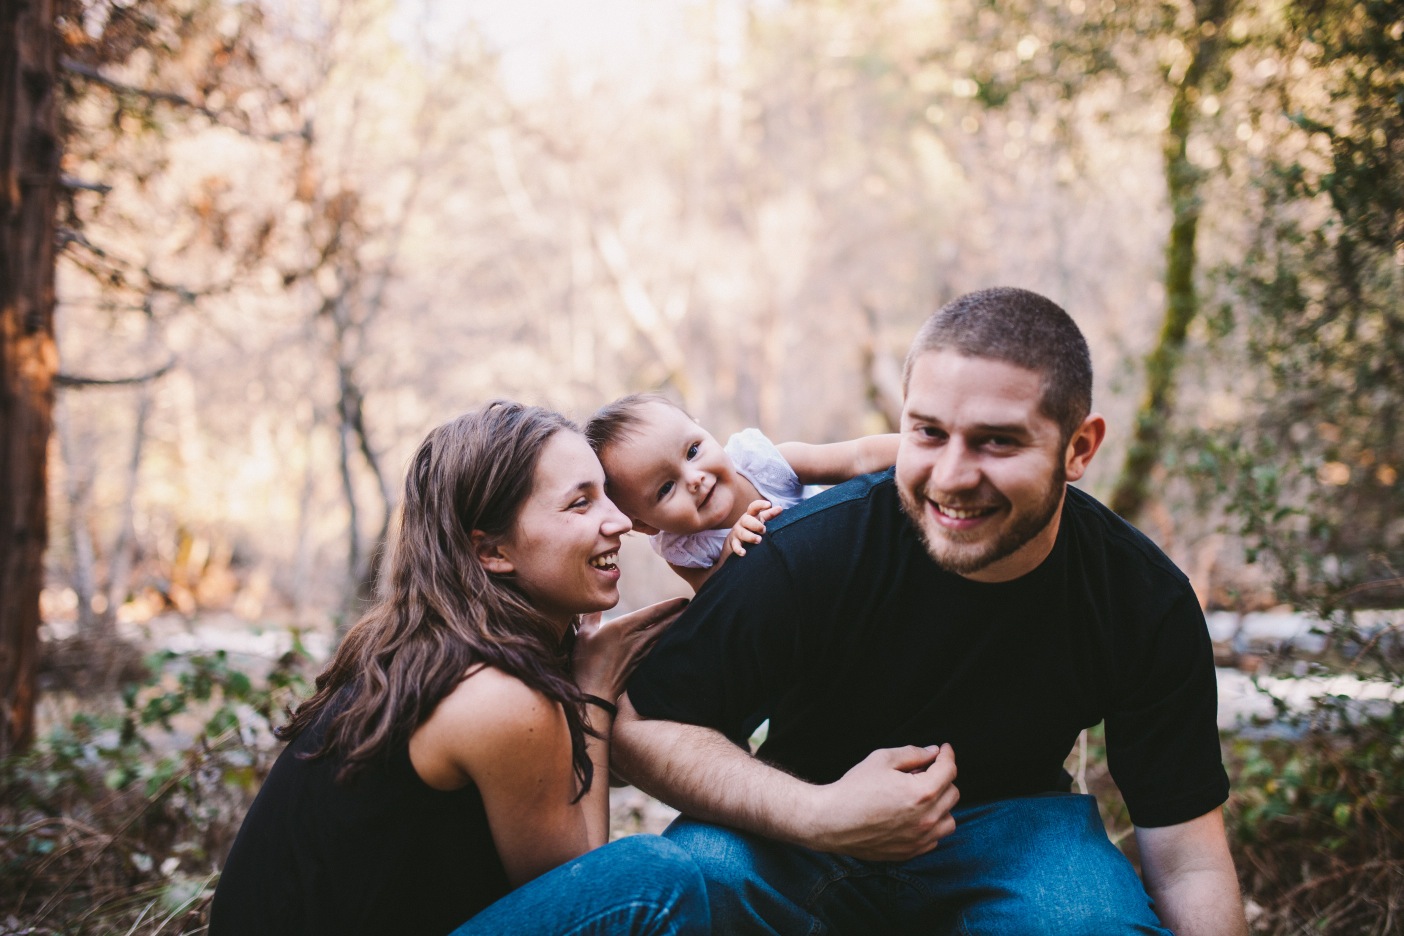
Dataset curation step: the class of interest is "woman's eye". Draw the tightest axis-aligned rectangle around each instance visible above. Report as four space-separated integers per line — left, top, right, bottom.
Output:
687 442 699 459
570 497 589 510
657 480 675 501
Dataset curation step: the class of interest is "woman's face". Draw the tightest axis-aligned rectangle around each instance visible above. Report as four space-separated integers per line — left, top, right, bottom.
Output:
493 431 632 630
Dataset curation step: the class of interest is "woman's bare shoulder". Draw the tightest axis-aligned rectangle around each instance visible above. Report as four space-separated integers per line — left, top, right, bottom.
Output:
410 665 569 790
441 665 563 733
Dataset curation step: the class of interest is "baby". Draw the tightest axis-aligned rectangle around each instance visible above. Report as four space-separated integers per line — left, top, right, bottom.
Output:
585 393 899 590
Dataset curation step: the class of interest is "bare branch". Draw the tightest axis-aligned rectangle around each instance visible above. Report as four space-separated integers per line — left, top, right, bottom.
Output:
56 359 175 389
59 56 305 143
589 221 690 395
60 174 112 194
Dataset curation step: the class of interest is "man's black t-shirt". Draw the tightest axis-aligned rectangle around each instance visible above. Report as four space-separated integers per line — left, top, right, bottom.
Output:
628 470 1228 828
210 695 509 935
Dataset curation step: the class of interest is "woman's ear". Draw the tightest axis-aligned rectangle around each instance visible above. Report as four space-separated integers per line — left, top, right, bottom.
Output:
471 530 514 575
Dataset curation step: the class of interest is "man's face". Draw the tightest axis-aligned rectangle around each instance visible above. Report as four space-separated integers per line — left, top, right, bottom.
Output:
896 350 1071 582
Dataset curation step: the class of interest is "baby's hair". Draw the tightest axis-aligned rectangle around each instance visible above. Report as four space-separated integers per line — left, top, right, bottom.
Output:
584 392 687 455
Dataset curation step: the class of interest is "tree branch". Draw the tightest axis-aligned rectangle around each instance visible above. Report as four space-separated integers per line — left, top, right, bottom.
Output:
55 359 175 388
59 56 305 142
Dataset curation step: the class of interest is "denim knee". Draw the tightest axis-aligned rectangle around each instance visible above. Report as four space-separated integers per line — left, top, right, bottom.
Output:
598 835 711 936
610 835 709 902
663 818 759 891
945 795 1168 936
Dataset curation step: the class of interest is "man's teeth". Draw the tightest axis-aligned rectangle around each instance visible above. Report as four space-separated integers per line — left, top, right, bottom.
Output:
936 504 990 520
589 552 618 570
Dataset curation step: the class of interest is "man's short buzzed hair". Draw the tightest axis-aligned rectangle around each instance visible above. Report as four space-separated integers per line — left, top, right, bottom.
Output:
903 287 1093 443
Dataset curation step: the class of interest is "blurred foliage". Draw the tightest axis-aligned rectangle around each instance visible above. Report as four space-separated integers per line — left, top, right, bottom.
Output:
1225 685 1404 934
0 640 309 934
1183 0 1403 612
1167 3 1404 928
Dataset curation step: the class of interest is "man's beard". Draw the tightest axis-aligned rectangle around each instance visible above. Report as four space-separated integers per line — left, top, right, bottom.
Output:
898 465 1066 576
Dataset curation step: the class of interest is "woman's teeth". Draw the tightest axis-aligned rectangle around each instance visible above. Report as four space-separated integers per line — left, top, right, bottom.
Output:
589 552 619 570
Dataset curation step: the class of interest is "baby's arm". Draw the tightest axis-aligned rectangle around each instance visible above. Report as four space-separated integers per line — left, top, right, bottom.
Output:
669 562 713 593
777 433 900 486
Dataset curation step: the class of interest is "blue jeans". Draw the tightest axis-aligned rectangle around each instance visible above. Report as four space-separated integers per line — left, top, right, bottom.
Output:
664 793 1171 935
448 834 710 936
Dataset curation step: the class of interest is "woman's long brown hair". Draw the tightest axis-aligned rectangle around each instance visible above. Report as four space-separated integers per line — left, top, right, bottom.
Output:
278 401 597 796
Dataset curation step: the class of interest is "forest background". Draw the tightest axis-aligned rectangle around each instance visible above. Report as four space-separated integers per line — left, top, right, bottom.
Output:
1 0 1401 933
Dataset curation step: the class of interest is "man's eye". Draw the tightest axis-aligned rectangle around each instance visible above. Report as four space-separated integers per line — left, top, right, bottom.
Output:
657 480 675 501
918 426 946 440
687 442 699 459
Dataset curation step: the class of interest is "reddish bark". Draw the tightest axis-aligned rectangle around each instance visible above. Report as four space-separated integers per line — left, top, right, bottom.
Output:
1 0 59 756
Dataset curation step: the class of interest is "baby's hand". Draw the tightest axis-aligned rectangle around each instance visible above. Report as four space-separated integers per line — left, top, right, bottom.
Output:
725 499 784 558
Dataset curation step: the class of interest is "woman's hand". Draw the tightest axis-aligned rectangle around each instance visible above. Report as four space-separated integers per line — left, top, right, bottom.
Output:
573 596 689 703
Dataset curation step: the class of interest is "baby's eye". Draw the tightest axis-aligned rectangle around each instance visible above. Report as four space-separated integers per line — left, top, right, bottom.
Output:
687 442 700 459
657 480 675 501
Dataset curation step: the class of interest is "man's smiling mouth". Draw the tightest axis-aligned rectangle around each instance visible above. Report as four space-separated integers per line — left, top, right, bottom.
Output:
932 502 997 520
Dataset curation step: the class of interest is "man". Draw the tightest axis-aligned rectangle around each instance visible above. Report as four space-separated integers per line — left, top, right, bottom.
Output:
614 287 1248 934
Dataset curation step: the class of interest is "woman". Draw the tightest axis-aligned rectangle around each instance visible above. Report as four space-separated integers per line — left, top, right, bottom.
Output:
210 401 708 935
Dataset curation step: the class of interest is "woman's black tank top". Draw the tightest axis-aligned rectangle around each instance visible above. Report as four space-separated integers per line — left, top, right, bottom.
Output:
210 700 509 935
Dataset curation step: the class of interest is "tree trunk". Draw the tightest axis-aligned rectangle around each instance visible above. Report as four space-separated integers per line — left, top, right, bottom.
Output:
1109 0 1233 522
1 0 59 756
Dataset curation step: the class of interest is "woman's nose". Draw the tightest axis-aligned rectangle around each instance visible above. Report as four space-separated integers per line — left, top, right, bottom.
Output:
601 499 631 536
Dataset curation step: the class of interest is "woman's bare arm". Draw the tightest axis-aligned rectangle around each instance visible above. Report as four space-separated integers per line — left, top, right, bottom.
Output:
410 669 594 887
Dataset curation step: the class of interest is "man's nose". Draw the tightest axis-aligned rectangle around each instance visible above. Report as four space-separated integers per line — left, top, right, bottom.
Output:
931 441 979 492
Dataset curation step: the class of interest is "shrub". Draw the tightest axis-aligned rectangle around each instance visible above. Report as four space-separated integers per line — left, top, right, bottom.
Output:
0 641 309 935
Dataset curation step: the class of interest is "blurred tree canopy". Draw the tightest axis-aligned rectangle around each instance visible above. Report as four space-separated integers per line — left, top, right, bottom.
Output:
1183 0 1403 612
1 0 1399 749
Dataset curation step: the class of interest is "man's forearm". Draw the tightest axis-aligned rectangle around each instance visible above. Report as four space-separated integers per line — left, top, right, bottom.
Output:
613 693 960 860
612 694 818 845
1146 868 1248 936
1137 812 1248 936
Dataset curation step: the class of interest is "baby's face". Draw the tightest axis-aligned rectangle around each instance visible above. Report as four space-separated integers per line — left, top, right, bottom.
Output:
599 402 740 537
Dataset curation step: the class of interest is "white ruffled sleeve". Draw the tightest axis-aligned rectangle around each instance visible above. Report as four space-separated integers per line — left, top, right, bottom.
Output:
651 528 729 569
728 429 804 509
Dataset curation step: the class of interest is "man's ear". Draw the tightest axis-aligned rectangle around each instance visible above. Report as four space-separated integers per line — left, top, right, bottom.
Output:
630 518 660 536
471 530 514 575
1063 413 1107 483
